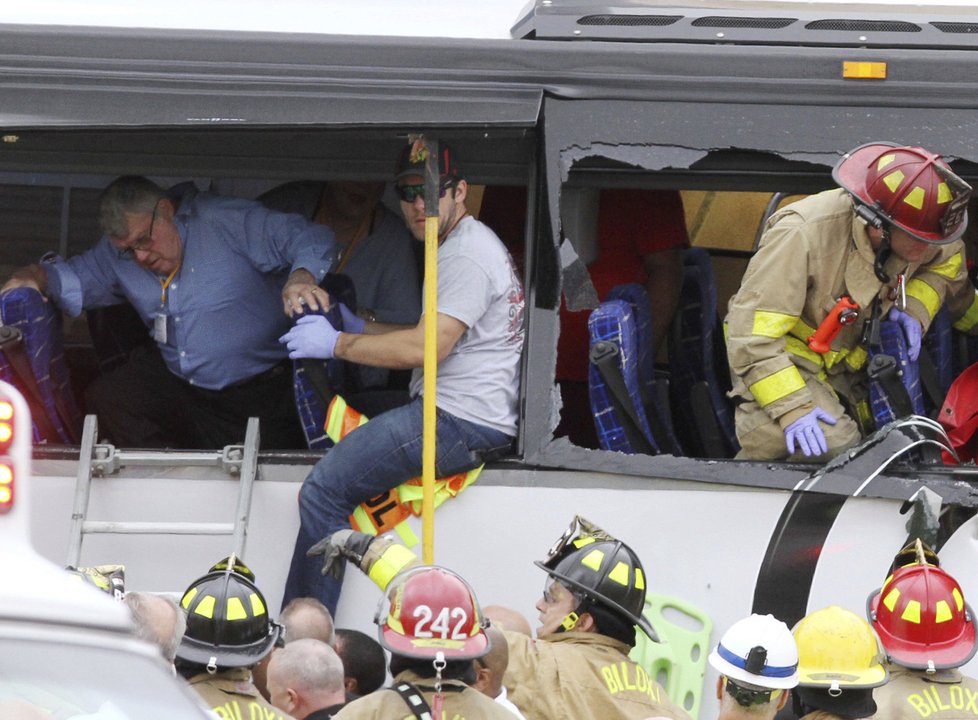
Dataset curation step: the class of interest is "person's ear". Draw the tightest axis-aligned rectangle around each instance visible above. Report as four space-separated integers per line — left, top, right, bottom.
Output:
472 661 492 693
158 198 177 221
575 612 597 633
776 689 789 711
715 677 724 700
453 179 468 204
286 688 300 713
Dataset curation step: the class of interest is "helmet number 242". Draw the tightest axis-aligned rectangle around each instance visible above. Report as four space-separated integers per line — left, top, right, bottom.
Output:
412 605 469 639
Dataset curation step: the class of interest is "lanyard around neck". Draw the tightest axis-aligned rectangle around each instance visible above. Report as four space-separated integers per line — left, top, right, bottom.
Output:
159 262 181 305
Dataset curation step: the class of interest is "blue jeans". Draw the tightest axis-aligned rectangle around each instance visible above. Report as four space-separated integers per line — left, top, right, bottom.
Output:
282 397 512 614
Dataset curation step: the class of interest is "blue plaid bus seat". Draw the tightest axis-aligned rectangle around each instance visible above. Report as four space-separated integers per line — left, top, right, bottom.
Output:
668 248 738 457
606 283 680 453
587 299 658 454
0 287 81 443
869 319 925 428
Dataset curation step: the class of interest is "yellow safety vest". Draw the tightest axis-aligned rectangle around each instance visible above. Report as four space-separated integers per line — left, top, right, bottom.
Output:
325 395 482 546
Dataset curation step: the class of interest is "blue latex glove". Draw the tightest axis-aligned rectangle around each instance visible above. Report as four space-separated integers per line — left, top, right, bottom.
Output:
783 407 837 457
888 306 922 362
279 314 340 359
338 302 365 334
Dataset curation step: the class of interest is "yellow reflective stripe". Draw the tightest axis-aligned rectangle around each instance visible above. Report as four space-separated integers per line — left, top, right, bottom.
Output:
785 336 823 366
634 567 645 591
953 292 978 332
367 543 420 591
901 600 922 624
906 279 940 321
904 186 925 210
581 549 605 571
883 588 900 612
350 505 372 533
749 366 806 407
856 399 872 429
788 318 817 341
250 592 266 617
928 252 963 280
935 600 952 624
394 522 420 547
387 610 404 636
752 310 799 338
572 536 596 549
608 561 630 587
181 587 198 609
195 595 216 619
954 587 965 612
845 346 868 371
226 597 246 621
324 396 349 443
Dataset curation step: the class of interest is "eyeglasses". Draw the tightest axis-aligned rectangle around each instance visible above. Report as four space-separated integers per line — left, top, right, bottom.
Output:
542 576 582 605
117 200 160 260
395 179 456 204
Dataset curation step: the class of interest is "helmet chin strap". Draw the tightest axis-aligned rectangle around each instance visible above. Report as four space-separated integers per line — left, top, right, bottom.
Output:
874 226 893 283
559 597 591 632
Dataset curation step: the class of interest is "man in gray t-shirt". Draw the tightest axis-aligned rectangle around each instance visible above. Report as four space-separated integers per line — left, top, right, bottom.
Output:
279 142 525 615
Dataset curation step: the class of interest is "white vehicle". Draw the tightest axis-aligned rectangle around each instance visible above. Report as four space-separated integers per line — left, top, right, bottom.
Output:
0 381 213 720
4 2 978 718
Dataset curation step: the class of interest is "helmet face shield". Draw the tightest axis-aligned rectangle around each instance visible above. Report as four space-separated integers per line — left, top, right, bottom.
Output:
833 141 972 245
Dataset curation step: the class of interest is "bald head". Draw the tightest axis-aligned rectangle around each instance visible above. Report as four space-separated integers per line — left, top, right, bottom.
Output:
483 605 532 637
267 638 346 719
281 597 335 646
125 592 186 664
473 625 509 699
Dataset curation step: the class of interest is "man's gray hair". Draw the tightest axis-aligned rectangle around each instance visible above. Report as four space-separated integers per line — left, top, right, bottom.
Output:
98 176 166 240
125 591 187 663
271 638 345 696
281 596 336 646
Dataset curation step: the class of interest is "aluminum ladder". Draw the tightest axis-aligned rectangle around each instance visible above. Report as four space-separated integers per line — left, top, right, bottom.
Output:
66 414 260 567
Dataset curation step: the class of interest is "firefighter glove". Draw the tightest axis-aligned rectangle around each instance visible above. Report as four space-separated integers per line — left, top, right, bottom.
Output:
888 306 922 362
338 302 366 334
783 406 836 457
279 314 339 359
307 529 375 578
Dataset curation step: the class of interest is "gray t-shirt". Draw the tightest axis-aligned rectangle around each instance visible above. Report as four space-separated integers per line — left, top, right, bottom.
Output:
409 215 525 436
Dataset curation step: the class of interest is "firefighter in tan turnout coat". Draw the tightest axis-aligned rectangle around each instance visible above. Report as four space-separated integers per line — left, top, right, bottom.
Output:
726 141 978 461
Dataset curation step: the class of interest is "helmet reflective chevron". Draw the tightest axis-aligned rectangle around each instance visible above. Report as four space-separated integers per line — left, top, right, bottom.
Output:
708 614 800 690
834 142 971 244
868 562 976 671
176 556 281 671
375 565 488 661
536 533 656 641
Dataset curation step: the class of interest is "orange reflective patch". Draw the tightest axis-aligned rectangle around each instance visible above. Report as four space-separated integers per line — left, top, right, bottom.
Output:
350 489 412 536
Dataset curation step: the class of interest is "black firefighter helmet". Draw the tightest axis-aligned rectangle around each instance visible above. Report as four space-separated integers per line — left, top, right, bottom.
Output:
534 516 658 641
175 554 281 671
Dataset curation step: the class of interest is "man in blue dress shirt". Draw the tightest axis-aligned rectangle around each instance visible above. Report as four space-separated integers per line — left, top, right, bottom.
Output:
2 175 335 449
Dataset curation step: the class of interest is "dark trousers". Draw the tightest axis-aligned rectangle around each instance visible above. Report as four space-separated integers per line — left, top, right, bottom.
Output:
84 345 305 449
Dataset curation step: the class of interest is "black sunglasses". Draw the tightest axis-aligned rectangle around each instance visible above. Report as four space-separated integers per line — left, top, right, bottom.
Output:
395 178 456 203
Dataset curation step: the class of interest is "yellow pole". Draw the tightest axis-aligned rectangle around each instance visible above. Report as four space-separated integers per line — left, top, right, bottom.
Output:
421 137 439 565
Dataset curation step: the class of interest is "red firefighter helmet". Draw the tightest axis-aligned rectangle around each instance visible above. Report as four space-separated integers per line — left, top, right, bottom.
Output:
867 562 977 670
939 361 978 464
833 142 971 244
374 565 489 661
